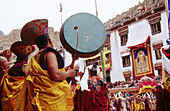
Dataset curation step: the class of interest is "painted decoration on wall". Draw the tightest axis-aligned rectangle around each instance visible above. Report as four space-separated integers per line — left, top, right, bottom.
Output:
131 44 154 80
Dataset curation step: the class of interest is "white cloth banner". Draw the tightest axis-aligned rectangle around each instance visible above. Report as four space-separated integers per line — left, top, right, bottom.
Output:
161 45 170 74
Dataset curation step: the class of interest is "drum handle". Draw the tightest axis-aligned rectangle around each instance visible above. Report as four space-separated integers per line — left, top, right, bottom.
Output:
70 26 79 69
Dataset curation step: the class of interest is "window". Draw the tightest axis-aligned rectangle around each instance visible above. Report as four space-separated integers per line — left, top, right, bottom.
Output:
151 22 161 35
122 56 130 67
155 49 162 60
106 53 111 64
121 34 128 46
105 34 111 50
106 53 109 59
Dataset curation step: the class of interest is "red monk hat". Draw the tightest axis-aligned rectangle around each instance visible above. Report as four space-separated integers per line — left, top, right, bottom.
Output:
0 49 12 61
10 41 35 55
21 19 48 45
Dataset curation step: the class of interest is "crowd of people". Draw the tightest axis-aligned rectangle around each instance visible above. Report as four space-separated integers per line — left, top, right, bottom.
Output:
106 75 162 89
0 16 170 111
109 91 157 111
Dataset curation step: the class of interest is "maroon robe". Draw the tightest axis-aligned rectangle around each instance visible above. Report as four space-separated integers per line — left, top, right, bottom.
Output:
8 62 26 76
156 89 170 111
73 76 108 111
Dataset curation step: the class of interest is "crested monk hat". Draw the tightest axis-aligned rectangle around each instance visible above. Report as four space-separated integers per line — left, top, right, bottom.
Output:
0 49 12 61
21 19 48 45
10 41 35 55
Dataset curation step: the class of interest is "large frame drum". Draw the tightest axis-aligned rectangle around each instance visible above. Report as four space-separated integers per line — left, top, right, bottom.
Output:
60 13 106 58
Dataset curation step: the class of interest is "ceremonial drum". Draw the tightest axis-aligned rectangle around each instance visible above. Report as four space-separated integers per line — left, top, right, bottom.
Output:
60 13 106 58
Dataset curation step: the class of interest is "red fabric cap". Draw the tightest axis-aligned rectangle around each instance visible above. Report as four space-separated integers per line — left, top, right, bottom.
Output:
21 19 48 45
10 41 35 55
0 49 12 61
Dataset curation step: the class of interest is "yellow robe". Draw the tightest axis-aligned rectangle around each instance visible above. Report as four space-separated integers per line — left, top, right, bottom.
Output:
14 56 74 111
1 74 25 111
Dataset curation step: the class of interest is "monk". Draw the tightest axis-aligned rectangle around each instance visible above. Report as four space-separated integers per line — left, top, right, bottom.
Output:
1 53 29 111
0 56 9 111
0 56 9 81
73 63 111 111
88 64 111 111
14 34 75 111
152 84 170 111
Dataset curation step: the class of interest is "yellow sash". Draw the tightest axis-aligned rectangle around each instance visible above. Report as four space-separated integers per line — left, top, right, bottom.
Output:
14 56 74 111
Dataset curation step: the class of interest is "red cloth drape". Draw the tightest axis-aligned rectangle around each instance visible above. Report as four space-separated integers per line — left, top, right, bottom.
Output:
156 89 170 111
73 87 108 111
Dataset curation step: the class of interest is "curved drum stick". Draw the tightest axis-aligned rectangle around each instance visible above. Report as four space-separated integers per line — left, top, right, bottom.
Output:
70 26 79 69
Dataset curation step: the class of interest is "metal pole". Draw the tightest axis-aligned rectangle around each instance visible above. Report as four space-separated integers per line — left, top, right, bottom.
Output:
95 0 98 17
60 12 63 27
60 3 63 26
59 2 65 67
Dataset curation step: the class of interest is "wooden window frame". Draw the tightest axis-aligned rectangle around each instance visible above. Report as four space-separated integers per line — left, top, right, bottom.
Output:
155 49 162 60
151 22 161 35
121 34 128 46
122 55 130 67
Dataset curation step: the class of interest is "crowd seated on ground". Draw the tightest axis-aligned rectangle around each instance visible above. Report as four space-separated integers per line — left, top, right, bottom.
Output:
106 74 162 89
107 80 139 89
109 91 157 111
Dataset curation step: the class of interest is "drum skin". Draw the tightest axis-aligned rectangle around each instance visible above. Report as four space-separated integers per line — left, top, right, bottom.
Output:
60 13 106 58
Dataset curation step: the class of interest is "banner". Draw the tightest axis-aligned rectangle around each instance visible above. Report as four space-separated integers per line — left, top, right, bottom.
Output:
60 3 62 12
130 37 155 80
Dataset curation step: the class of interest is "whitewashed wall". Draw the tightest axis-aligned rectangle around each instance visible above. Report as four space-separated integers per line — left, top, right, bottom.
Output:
110 11 169 82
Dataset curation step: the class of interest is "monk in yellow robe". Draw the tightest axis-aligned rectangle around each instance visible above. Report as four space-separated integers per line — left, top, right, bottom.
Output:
14 34 75 111
0 56 9 111
1 54 29 111
0 56 9 82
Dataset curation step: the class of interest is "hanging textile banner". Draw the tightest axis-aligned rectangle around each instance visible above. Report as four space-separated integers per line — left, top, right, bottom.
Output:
129 36 155 80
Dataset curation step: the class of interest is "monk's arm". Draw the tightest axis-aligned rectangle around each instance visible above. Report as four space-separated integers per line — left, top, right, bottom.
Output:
22 65 29 76
46 51 75 81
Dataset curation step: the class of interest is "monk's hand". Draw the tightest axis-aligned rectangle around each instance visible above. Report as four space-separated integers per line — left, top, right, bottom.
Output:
67 69 76 78
65 65 71 71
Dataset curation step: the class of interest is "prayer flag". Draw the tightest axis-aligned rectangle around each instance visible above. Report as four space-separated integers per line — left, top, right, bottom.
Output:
60 3 62 12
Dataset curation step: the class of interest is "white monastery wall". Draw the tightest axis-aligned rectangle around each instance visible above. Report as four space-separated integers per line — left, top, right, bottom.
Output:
110 11 169 82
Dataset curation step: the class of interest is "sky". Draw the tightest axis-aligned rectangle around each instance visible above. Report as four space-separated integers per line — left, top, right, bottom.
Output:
0 0 144 35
